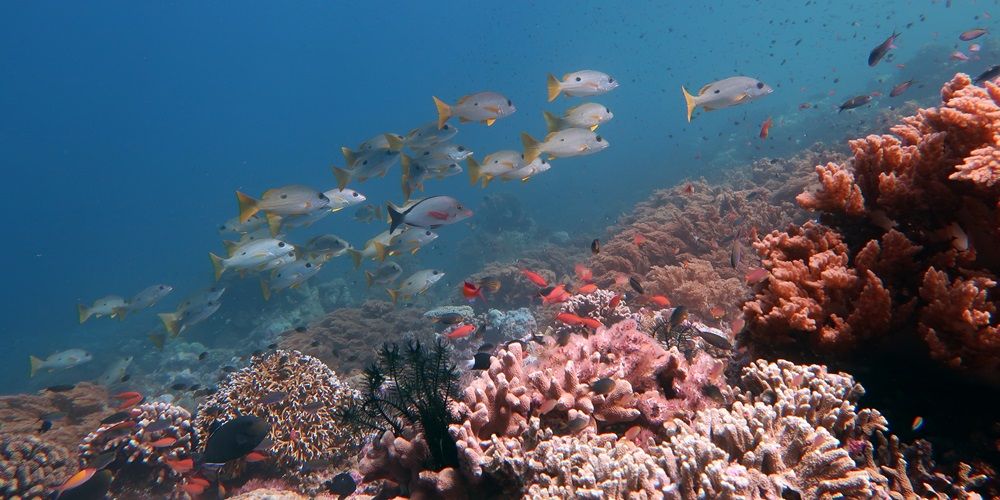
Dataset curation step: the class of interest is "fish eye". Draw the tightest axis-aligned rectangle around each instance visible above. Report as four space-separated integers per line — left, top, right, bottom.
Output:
575 77 582 81
507 99 512 106
362 160 368 165
605 107 610 113
608 77 614 83
493 160 498 164
278 242 286 247
219 225 226 230
457 146 465 151
159 285 165 289
352 192 359 197
305 263 312 268
457 205 463 210
425 231 432 236
473 102 478 106
443 124 449 130
319 193 328 200
756 82 764 89
281 194 288 199
241 251 247 255
596 136 603 142
423 151 430 156
432 270 439 274
714 89 720 94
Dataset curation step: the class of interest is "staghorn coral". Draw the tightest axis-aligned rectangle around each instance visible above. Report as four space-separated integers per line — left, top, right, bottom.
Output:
194 350 359 471
0 383 108 461
0 434 73 499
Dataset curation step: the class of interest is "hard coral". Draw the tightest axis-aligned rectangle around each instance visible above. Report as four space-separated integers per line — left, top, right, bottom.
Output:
0 383 108 460
0 434 72 499
194 350 359 470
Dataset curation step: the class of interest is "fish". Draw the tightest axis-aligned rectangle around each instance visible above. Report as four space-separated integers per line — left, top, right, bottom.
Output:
759 117 772 140
432 92 516 128
347 229 400 268
608 294 623 309
911 416 924 431
39 411 66 421
960 28 988 41
591 239 600 254
542 103 614 132
96 356 133 387
354 204 383 224
591 377 615 395
158 298 224 337
669 306 688 328
260 258 324 300
731 240 742 269
868 31 899 67
236 185 330 225
577 283 598 294
412 142 473 162
469 352 492 370
429 312 466 325
171 383 188 391
38 419 52 433
219 213 267 234
87 451 117 471
890 80 914 97
556 312 583 325
357 132 405 153
332 148 401 189
462 281 485 302
970 43 982 53
77 295 127 323
202 415 270 464
378 227 438 260
745 267 769 284
386 269 445 304
650 295 671 307
304 234 351 259
974 65 1000 84
405 122 458 150
118 284 173 317
326 472 358 497
951 51 970 61
444 323 477 340
540 284 570 305
681 77 773 122
400 154 434 202
521 269 548 287
261 391 287 404
628 276 644 294
113 391 141 400
57 468 99 495
575 264 593 282
29 349 92 377
365 261 404 288
45 384 76 392
145 419 172 433
164 457 194 474
387 196 473 233
579 317 602 330
466 151 523 188
209 238 295 281
521 129 608 164
693 324 733 350
477 277 501 293
150 436 178 448
498 157 551 183
100 411 132 425
546 70 619 101
838 95 872 112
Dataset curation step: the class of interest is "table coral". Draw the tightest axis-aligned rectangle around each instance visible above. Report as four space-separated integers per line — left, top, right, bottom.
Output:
0 383 108 462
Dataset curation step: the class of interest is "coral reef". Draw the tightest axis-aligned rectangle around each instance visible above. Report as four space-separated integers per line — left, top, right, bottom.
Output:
0 434 73 499
194 350 359 471
0 383 108 461
645 258 746 323
484 308 536 343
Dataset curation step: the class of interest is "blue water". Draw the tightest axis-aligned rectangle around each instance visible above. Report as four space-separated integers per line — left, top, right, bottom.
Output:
0 1 989 393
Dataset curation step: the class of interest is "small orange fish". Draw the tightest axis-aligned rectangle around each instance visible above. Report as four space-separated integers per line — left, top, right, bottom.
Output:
623 425 642 441
574 263 593 282
164 457 194 474
461 281 484 302
577 283 598 294
179 482 206 495
745 267 769 284
759 117 772 140
649 295 671 307
709 306 726 320
105 420 136 432
445 323 477 340
521 269 548 287
113 391 142 400
555 312 583 325
189 477 211 488
150 436 177 448
541 285 570 305
117 396 143 410
633 233 646 246
579 317 603 330
245 450 269 462
58 467 97 492
608 294 622 309
613 273 629 287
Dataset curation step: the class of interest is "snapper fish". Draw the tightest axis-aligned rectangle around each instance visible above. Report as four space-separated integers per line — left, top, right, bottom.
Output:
378 227 438 260
357 133 405 153
521 129 608 163
209 238 295 281
78 295 127 324
304 234 351 259
159 299 222 337
347 228 400 268
405 122 458 150
543 103 613 132
411 142 473 162
235 185 330 226
365 261 403 288
29 349 93 378
325 188 366 211
386 269 445 304
424 160 464 179
260 257 324 301
96 356 132 386
499 157 551 182
400 154 430 203
332 148 400 190
219 213 266 234
354 204 383 224
432 92 516 129
466 151 523 188
546 70 619 101
681 77 773 122
120 284 173 317
387 196 473 232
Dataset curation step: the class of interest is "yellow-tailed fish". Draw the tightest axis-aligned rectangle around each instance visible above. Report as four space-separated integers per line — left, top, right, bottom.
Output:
543 103 613 132
78 295 127 324
466 151 523 188
365 261 403 288
29 349 93 378
405 122 458 150
521 129 608 163
681 76 773 122
386 196 473 233
432 92 516 129
386 269 445 304
235 185 330 227
546 70 618 101
208 238 294 281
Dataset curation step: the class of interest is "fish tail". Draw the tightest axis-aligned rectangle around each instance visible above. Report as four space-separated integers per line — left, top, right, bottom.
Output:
209 253 226 281
374 242 388 262
546 73 562 102
542 111 560 133
260 278 271 301
681 86 697 122
340 147 356 166
387 203 405 233
235 191 260 224
482 174 493 188
521 132 541 164
266 213 282 237
77 304 91 324
29 355 44 378
332 166 352 191
432 96 451 129
347 249 363 269
148 332 165 350
364 271 374 288
159 312 180 337
466 157 482 186
385 134 405 152
386 288 399 305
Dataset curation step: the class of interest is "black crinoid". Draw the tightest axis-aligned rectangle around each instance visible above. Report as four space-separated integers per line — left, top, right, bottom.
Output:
341 337 461 470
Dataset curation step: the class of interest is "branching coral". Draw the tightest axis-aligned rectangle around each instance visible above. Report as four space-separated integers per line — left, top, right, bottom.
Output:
194 350 359 471
1 434 73 499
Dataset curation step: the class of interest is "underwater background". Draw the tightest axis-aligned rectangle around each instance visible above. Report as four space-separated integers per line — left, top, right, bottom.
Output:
2 1 1000 498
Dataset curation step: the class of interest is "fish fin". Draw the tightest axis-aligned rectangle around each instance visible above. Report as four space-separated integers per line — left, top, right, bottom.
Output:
332 166 352 191
466 157 482 186
521 132 541 164
364 271 374 288
681 86 697 122
432 96 451 129
387 203 405 233
209 253 225 281
77 304 90 324
159 312 180 337
347 249 363 269
459 117 470 123
697 83 713 95
484 118 496 126
341 147 356 166
235 191 260 224
521 176 531 182
260 279 271 301
410 246 420 255
484 105 500 113
546 73 562 102
385 133 404 152
222 240 238 256
482 175 493 188
401 179 411 203
29 355 43 378
702 105 717 111
734 92 750 103
386 288 399 305
148 332 165 350
374 242 388 262
589 124 598 131
266 213 282 237
542 111 560 134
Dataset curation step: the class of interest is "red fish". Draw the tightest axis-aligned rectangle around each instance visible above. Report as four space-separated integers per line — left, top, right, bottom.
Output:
445 323 477 340
164 457 194 474
633 233 646 246
951 51 970 61
745 267 769 284
541 285 570 305
731 317 746 333
574 263 593 282
709 306 726 320
759 117 772 140
58 467 97 493
577 283 598 294
555 312 583 325
105 420 137 432
117 396 143 410
649 295 671 307
869 91 883 97
189 477 211 488
608 294 622 309
579 317 603 330
798 102 812 110
179 482 205 495
890 80 913 97
521 269 548 287
113 391 142 400
150 436 177 448
245 451 269 462
461 281 485 302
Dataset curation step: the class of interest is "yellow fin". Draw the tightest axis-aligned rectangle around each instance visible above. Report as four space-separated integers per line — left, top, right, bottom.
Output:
29 355 44 378
484 118 496 126
266 213 282 237
158 312 180 337
432 96 451 129
546 73 562 102
590 124 599 131
223 240 239 257
112 306 128 321
260 278 271 301
365 271 374 288
385 134 404 152
482 174 494 188
386 288 399 305
332 166 352 191
341 147 356 166
348 248 363 269
681 86 698 122
521 132 542 164
236 191 260 224
374 241 388 262
459 117 470 123
734 92 750 103
542 111 560 134
77 304 90 324
148 332 165 350
209 253 225 281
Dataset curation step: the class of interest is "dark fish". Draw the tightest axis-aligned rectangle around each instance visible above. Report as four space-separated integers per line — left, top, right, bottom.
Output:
730 241 742 269
207 419 224 436
198 351 208 361
868 31 899 67
694 326 734 350
261 391 287 405
566 414 590 433
144 419 172 433
44 384 76 392
295 326 307 333
431 312 466 325
202 415 270 464
628 276 644 294
87 451 117 470
59 469 112 500
326 472 358 497
222 365 236 373
267 343 278 349
590 238 600 254
838 95 872 112
591 377 615 395
477 342 495 353
170 383 188 391
189 384 201 392
889 80 913 97
470 352 492 370
38 420 52 433
100 411 132 425
974 65 1000 84
302 401 324 413
960 28 987 41
669 306 688 328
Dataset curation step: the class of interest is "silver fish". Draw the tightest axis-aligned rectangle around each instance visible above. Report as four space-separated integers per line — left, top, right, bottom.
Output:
521 128 608 163
387 269 444 304
96 356 133 386
122 284 173 315
547 70 618 101
433 92 516 128
387 196 473 233
405 122 458 150
78 295 127 324
681 76 773 122
543 103 614 132
236 185 330 223
499 157 551 182
365 262 403 288
29 349 93 377
466 151 523 188
209 238 295 280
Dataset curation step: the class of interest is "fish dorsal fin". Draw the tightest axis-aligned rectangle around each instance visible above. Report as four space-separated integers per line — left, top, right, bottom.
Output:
544 131 558 142
561 73 571 82
341 147 356 166
697 84 713 95
457 95 470 105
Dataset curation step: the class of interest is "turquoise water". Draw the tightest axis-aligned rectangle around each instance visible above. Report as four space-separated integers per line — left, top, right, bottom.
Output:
0 1 989 393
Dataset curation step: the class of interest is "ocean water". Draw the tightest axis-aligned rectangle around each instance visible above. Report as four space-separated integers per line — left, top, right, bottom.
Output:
0 0 988 398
